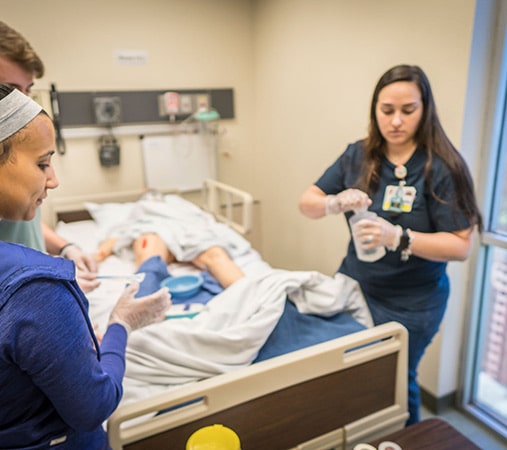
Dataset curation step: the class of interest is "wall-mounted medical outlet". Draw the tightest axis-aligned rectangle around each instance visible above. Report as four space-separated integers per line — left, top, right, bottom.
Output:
157 92 211 118
98 135 120 167
179 94 193 115
158 92 179 117
195 93 210 112
56 88 234 127
94 96 122 125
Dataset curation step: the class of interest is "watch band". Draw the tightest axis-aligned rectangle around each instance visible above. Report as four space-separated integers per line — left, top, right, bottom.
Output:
398 228 413 261
59 242 76 257
399 230 410 251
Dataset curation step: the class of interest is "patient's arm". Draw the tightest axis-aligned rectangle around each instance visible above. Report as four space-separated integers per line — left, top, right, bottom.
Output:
95 237 117 262
133 233 176 267
130 234 244 288
192 246 244 288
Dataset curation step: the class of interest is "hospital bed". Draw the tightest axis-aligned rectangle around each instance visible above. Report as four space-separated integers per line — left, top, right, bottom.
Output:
49 179 409 450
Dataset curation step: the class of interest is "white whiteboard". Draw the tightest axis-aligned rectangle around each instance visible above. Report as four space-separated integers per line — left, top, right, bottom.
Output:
141 134 216 192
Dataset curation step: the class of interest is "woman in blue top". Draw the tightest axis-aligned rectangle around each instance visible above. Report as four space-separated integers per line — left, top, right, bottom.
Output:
0 84 171 449
299 65 482 426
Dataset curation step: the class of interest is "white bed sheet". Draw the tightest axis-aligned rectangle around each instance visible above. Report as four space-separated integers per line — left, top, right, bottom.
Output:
55 219 271 333
56 213 372 408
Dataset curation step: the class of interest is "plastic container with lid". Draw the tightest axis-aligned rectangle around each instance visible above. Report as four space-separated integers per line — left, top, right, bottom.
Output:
186 424 241 450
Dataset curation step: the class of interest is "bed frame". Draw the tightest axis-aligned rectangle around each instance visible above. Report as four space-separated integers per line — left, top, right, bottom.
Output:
48 179 254 236
108 321 408 450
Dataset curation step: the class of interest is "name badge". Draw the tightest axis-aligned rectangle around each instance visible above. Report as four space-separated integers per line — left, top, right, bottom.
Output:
382 184 416 213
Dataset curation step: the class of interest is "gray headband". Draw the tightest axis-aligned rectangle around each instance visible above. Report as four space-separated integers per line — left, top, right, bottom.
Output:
0 89 43 142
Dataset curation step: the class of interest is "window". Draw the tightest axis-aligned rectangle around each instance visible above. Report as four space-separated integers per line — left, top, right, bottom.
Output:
462 8 507 434
470 245 507 432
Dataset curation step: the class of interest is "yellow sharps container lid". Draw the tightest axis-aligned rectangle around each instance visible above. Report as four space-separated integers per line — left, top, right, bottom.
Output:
186 424 241 450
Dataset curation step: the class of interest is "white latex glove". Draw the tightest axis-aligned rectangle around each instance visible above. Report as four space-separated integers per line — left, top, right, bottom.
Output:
61 243 98 273
76 269 100 294
353 216 402 251
108 282 171 334
378 218 403 251
325 189 371 215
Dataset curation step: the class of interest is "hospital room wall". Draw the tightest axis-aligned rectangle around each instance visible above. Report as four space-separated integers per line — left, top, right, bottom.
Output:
3 0 480 408
250 0 479 406
2 0 257 204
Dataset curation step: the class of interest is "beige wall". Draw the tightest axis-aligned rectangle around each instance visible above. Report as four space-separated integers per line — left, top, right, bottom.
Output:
3 0 482 400
252 0 476 272
2 0 256 206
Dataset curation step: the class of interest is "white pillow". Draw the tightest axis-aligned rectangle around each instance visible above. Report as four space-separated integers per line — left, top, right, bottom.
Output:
84 202 135 230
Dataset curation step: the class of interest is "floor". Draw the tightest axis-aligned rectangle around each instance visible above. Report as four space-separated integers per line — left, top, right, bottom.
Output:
420 405 507 449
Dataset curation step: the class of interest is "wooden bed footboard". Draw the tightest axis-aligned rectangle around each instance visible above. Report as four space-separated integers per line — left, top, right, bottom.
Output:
108 322 408 450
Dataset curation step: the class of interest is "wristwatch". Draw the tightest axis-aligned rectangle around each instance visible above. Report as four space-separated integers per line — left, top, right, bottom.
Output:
398 228 413 261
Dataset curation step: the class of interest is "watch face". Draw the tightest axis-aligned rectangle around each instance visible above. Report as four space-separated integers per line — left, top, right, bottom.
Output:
399 232 409 250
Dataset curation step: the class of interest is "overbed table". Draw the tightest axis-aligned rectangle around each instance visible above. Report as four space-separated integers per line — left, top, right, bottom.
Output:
368 417 481 449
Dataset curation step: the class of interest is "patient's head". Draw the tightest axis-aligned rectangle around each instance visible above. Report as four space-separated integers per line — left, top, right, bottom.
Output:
0 83 58 221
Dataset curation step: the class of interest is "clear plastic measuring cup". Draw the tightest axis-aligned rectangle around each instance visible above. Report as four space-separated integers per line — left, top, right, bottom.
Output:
349 210 386 262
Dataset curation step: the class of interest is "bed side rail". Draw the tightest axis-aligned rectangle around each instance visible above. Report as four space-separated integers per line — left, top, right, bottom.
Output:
107 321 408 450
201 179 253 235
46 179 254 234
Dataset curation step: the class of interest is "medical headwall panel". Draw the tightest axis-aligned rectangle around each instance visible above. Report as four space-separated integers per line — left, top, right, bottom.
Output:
56 89 234 127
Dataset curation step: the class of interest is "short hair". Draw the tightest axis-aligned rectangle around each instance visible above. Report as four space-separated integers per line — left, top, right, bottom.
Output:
0 21 44 78
0 83 17 163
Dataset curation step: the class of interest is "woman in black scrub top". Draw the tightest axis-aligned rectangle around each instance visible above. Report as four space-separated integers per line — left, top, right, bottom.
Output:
299 64 483 426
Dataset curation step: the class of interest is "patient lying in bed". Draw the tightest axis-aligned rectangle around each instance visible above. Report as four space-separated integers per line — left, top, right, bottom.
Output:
87 189 252 267
96 233 245 289
57 193 373 407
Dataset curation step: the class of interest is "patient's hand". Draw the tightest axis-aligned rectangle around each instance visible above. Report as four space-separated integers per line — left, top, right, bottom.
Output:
95 237 117 262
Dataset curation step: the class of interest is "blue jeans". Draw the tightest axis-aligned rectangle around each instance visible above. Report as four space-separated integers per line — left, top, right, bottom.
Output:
366 298 447 426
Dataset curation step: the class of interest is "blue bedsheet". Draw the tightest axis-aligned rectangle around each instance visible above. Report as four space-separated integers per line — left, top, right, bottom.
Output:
136 256 365 361
255 299 365 362
135 256 223 303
